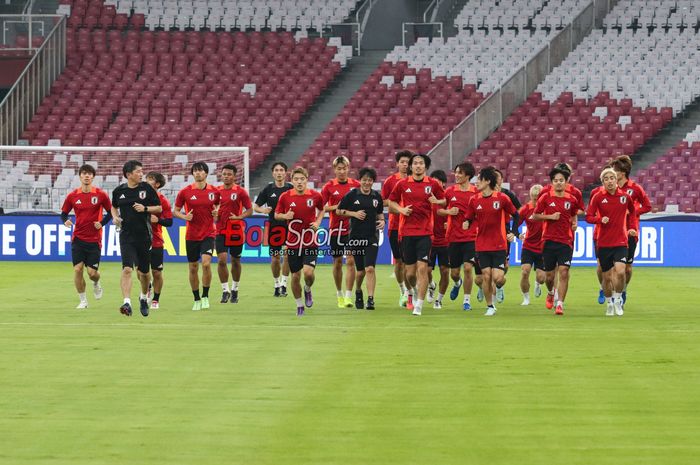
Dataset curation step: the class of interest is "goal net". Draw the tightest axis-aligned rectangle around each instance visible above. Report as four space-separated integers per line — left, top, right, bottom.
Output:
0 145 249 212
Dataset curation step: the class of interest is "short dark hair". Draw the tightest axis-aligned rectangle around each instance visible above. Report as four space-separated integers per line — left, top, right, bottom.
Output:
222 164 237 174
478 166 498 189
146 171 166 189
78 164 96 176
554 162 572 176
611 155 632 177
395 149 413 162
493 168 504 179
430 169 447 183
549 167 570 181
271 161 288 171
122 160 142 178
358 167 377 181
191 161 209 174
408 153 431 171
454 162 475 178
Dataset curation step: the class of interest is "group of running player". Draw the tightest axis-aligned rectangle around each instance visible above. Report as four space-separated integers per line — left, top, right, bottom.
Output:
61 149 649 318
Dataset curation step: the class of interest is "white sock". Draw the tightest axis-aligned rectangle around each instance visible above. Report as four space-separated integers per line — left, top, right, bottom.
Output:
430 281 436 289
548 290 555 296
399 281 407 294
123 298 131 305
304 285 311 292
78 292 87 302
522 292 529 299
232 281 239 291
93 280 100 287
464 295 471 304
274 277 280 287
221 282 230 292
344 290 352 299
337 290 343 298
415 298 423 309
437 292 444 302
139 293 147 300
496 284 503 291
613 291 621 301
281 275 288 286
408 288 413 298
606 297 612 304
295 298 303 307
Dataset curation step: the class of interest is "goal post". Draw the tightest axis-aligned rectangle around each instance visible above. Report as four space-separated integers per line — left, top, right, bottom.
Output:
0 145 249 212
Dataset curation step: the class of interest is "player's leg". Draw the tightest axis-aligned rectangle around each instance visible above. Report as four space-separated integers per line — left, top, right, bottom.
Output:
73 262 88 308
623 236 637 303
402 237 418 311
344 247 356 307
481 266 496 315
151 269 163 308
136 248 151 317
229 246 242 303
217 251 230 303
542 242 557 310
520 262 532 305
411 236 432 315
302 252 317 309
555 264 570 315
290 253 304 315
427 248 438 303
390 230 407 306
118 241 138 316
534 256 545 298
438 263 449 305
280 251 290 296
199 238 214 309
364 243 378 310
448 243 463 302
354 248 366 309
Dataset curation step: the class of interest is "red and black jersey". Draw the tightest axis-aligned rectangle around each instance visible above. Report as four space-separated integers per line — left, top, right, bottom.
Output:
432 203 448 247
518 203 544 253
321 177 360 237
534 191 579 246
275 189 324 248
216 184 252 235
586 188 635 248
465 191 516 252
151 193 173 248
539 183 584 212
61 187 112 245
381 172 405 231
444 184 478 243
388 176 445 237
620 179 651 232
175 183 220 241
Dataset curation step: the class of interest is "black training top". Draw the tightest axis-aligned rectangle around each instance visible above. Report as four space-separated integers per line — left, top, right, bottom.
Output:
255 181 293 227
111 181 161 243
338 188 384 240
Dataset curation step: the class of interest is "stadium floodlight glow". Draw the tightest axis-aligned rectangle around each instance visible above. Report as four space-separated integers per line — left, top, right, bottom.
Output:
0 145 250 213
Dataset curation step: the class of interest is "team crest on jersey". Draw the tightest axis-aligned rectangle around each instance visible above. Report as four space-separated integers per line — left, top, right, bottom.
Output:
620 196 627 204
306 199 314 207
230 193 237 201
564 201 571 210
627 188 634 196
425 186 432 195
208 192 215 201
493 200 500 209
373 199 378 207
91 196 98 205
139 190 146 200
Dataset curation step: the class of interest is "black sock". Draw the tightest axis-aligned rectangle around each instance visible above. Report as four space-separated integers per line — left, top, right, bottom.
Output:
193 289 200 301
202 286 210 298
153 292 160 301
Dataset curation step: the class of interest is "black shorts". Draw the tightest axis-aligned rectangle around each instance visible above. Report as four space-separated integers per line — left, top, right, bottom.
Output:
351 241 379 271
542 240 573 271
329 234 349 258
150 247 164 271
286 247 318 273
429 245 449 269
120 238 151 274
598 246 628 272
186 237 215 263
389 229 402 260
627 236 638 263
215 234 243 259
448 241 476 268
71 238 101 269
476 250 508 271
401 235 431 265
521 248 544 270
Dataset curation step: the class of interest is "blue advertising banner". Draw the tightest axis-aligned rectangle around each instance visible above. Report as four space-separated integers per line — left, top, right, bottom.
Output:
0 215 698 267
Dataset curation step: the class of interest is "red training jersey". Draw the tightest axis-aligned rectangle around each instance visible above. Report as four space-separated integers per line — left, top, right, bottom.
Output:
540 183 585 212
175 183 220 241
275 188 324 248
518 203 544 253
388 176 445 238
61 187 112 245
589 185 604 241
465 191 516 252
534 191 579 246
216 184 252 235
321 177 360 237
620 179 651 233
151 192 173 248
432 203 448 247
444 184 478 243
585 188 635 248
381 172 405 231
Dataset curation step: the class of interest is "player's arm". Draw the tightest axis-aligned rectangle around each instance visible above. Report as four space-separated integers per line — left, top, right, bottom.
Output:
636 185 652 216
375 193 386 229
311 194 325 229
60 195 74 227
505 197 519 239
97 194 113 228
336 192 354 218
253 186 272 214
274 194 293 221
387 183 412 215
585 196 602 224
532 196 557 221
134 185 162 214
626 195 638 236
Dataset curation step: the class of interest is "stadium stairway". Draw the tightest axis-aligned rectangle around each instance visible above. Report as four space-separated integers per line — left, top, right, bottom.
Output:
631 96 700 174
248 49 388 194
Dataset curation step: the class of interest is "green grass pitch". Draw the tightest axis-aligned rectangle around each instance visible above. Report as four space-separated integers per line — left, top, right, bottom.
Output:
1 262 699 465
